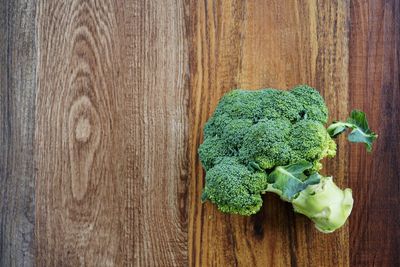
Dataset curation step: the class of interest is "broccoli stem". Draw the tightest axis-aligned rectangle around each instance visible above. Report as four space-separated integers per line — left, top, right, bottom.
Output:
266 176 353 233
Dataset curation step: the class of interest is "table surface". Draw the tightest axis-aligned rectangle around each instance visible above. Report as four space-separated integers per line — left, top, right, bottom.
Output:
1 1 399 266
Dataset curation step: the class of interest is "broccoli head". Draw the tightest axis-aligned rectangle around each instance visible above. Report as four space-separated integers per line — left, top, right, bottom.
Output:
198 85 377 233
199 85 336 172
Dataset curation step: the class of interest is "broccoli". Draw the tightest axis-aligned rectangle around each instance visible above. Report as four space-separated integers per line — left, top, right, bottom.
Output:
198 85 377 233
201 157 268 216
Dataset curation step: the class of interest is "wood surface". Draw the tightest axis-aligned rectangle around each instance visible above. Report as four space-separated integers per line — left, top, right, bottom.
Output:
0 0 398 266
348 1 400 266
34 1 187 266
0 1 36 266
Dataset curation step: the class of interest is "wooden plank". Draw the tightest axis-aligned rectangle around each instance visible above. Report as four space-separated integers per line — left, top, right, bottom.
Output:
349 0 400 266
114 0 189 265
35 1 126 265
35 1 188 266
189 1 350 266
0 0 37 266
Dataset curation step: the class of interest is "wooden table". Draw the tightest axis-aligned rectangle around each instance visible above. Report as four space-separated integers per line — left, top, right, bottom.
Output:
1 1 399 266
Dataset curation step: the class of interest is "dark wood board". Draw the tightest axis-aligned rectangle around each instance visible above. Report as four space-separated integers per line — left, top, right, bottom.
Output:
0 0 398 266
348 1 400 266
0 1 36 266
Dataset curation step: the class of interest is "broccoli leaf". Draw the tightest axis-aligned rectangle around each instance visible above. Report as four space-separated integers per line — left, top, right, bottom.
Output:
327 110 378 152
267 161 320 200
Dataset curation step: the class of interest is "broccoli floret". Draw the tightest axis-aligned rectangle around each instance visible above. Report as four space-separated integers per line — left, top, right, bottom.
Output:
221 119 253 150
289 120 336 170
198 136 231 170
239 119 293 169
213 90 264 121
203 113 232 138
201 157 268 216
260 89 304 122
198 85 377 233
290 85 329 123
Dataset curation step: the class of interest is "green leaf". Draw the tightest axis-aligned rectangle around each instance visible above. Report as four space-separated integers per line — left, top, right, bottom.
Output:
327 122 352 137
267 161 320 200
327 110 378 152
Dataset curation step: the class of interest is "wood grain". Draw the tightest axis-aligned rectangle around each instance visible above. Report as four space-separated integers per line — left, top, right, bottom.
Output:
0 0 36 266
35 1 188 266
349 0 400 266
0 0 398 266
189 1 350 266
35 1 126 265
114 0 189 265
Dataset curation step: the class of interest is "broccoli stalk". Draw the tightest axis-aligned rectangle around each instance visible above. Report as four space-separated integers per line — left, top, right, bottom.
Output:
291 176 353 233
265 161 353 233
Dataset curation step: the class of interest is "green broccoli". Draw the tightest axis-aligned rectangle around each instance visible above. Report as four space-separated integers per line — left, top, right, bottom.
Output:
201 157 268 216
198 85 377 233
